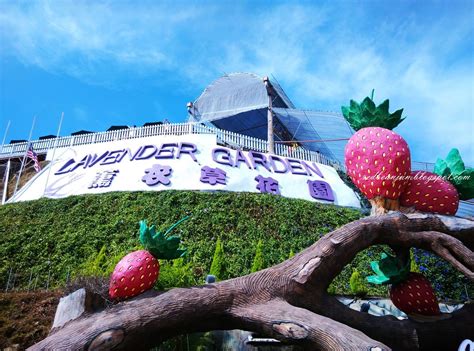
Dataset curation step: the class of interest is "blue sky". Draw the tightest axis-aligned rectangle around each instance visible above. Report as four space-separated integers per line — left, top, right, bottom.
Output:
1 0 473 165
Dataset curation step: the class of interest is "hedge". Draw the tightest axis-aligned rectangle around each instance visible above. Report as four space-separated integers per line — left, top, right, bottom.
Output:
0 190 471 300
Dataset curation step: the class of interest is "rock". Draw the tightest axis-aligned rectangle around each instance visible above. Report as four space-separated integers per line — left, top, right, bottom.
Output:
50 288 104 333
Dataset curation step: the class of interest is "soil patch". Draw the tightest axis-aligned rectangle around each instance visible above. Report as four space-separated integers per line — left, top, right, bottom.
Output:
0 290 62 350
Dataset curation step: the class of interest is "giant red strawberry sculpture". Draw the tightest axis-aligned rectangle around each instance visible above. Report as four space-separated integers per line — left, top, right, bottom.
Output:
400 171 459 215
109 216 189 300
342 91 411 215
400 149 473 215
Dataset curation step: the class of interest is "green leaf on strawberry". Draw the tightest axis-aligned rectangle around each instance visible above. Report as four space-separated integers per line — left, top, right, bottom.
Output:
367 261 390 284
376 99 389 115
451 169 474 200
366 252 410 285
434 148 473 200
434 159 450 178
445 148 465 175
341 91 406 131
360 96 376 113
350 99 361 113
139 216 189 260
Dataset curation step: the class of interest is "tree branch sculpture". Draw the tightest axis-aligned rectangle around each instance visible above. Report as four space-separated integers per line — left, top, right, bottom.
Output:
29 213 474 351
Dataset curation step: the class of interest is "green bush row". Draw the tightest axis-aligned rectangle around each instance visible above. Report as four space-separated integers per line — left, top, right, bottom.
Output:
0 190 471 300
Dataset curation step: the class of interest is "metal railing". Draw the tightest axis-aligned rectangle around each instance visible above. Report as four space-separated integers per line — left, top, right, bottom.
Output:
3 265 62 293
412 161 435 172
0 122 342 169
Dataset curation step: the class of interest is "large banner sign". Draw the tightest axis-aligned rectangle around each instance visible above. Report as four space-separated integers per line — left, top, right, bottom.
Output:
10 134 361 208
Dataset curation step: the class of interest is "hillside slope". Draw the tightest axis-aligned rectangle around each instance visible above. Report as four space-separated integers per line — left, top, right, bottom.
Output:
0 191 471 299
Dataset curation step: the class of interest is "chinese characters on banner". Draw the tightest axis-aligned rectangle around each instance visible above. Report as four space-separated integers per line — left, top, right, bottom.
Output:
255 175 280 195
200 166 226 185
88 164 333 202
307 180 334 201
142 165 172 186
88 170 120 189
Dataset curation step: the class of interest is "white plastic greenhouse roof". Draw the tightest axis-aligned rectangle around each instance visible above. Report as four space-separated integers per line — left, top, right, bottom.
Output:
272 108 354 167
188 72 353 165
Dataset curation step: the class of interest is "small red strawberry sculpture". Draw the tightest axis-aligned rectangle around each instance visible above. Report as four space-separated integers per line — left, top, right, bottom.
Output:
342 91 411 215
400 149 473 216
390 272 440 316
400 171 459 215
109 216 189 300
367 253 440 318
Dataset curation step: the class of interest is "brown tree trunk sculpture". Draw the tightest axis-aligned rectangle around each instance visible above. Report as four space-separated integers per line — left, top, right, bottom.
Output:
29 213 474 351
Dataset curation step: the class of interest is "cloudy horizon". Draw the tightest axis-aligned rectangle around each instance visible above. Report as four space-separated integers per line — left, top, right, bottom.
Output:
1 0 473 165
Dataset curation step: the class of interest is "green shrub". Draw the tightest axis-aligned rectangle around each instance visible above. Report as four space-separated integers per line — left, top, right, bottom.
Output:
349 269 368 297
288 249 295 259
209 238 225 280
327 282 337 295
250 240 264 273
410 248 420 273
155 258 199 290
76 245 108 277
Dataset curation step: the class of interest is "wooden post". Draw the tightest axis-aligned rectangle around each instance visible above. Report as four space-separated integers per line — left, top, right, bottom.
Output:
263 77 274 154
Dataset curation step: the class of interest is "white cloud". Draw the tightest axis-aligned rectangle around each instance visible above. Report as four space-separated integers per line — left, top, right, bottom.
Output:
209 3 473 165
0 1 472 164
72 106 88 123
0 1 198 85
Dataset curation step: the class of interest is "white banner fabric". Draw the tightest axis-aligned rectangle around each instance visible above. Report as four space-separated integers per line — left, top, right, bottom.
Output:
9 134 360 208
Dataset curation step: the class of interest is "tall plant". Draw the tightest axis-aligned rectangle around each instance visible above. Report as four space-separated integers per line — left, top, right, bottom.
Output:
251 240 265 273
209 238 225 279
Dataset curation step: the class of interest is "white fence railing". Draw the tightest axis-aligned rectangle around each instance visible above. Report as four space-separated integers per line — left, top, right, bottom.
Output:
0 123 342 170
412 161 435 172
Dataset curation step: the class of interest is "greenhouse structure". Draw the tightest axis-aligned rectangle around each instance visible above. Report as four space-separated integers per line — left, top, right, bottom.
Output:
187 72 353 167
